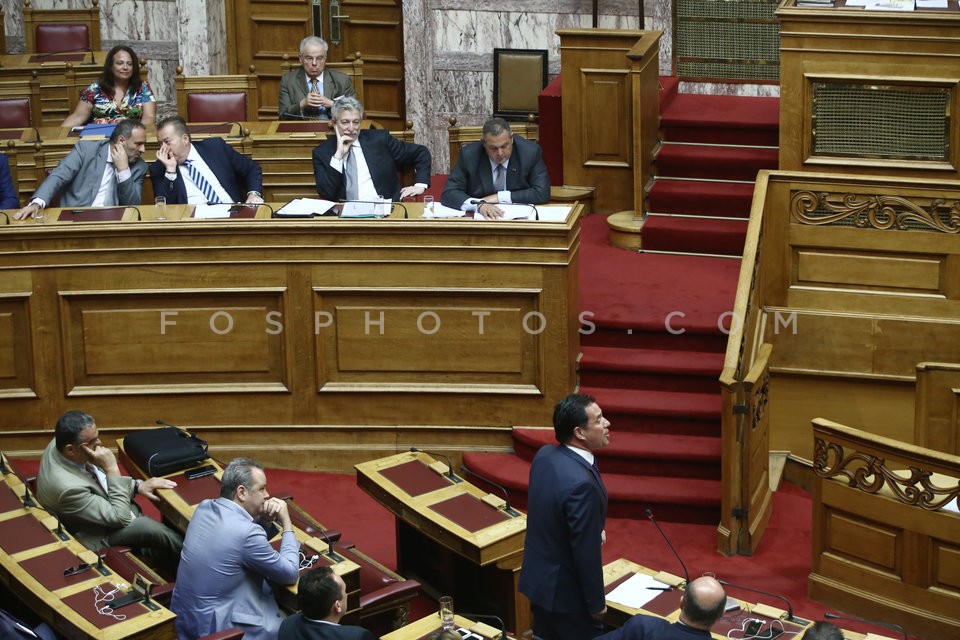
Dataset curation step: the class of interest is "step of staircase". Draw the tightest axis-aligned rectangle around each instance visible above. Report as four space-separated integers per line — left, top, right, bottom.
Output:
661 93 780 147
580 386 722 438
581 326 730 353
648 178 756 219
579 345 724 394
512 428 721 479
642 215 748 257
462 452 722 523
656 143 779 182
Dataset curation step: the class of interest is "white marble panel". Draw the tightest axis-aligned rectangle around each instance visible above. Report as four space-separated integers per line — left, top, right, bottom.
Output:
176 0 226 75
2 0 22 42
679 81 781 98
434 11 559 57
403 0 433 153
205 0 227 74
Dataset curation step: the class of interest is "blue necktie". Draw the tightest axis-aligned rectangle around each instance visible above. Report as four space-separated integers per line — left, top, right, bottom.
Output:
184 159 221 204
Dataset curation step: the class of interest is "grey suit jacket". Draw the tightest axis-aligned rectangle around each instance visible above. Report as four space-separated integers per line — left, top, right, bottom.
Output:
278 67 356 119
33 139 146 208
172 497 300 640
36 439 139 550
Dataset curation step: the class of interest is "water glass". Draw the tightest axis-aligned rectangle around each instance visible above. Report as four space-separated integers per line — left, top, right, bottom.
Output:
155 196 167 220
423 195 435 218
439 595 454 630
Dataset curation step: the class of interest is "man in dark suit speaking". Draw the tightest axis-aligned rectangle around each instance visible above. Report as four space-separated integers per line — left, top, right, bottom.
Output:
519 393 611 640
151 115 264 205
312 96 431 202
278 567 374 640
440 117 550 219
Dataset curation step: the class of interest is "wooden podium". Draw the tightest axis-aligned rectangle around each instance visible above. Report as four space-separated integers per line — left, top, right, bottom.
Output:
115 441 362 616
356 451 529 635
0 453 176 640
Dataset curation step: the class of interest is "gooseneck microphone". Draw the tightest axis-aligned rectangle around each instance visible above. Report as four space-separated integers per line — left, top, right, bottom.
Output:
717 579 797 623
459 464 521 517
0 451 9 474
34 46 96 65
824 612 907 640
278 112 327 122
458 612 506 639
409 447 463 484
645 508 690 587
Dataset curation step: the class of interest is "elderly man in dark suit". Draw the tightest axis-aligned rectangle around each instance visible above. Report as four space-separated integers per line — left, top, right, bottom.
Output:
279 36 356 120
13 119 147 220
279 567 374 640
36 410 182 561
440 116 550 219
518 393 611 640
151 115 264 205
312 96 431 202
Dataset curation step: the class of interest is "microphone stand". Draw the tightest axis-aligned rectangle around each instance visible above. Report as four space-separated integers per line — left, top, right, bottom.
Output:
409 447 463 484
645 508 690 587
717 579 799 623
458 612 506 640
459 465 522 517
824 612 908 640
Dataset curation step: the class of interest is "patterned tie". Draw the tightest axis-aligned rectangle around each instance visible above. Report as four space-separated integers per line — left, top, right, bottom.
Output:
494 164 506 192
344 147 359 200
309 79 324 119
184 159 221 204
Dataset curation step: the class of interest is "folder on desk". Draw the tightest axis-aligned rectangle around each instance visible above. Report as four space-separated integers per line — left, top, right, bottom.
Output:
64 207 126 222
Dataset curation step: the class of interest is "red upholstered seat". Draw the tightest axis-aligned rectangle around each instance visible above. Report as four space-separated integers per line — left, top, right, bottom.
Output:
0 98 32 129
35 24 90 54
187 93 247 123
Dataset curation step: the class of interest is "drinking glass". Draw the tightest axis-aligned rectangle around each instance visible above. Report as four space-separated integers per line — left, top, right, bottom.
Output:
439 595 454 630
155 196 167 221
423 195 435 218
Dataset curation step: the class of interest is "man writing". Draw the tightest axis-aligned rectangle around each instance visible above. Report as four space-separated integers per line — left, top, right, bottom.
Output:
171 457 299 640
519 393 611 640
278 567 375 640
36 410 182 563
151 115 264 205
595 576 728 640
14 119 147 220
441 117 549 219
313 96 431 201
279 36 356 120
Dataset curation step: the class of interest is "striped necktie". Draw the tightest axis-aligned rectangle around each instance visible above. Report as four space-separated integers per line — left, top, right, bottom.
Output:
184 159 221 204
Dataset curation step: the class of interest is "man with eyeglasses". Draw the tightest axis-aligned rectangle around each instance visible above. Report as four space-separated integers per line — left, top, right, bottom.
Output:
36 410 183 562
171 457 300 640
279 36 356 120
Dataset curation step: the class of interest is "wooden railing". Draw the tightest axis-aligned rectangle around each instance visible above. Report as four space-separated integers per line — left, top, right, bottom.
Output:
811 418 960 640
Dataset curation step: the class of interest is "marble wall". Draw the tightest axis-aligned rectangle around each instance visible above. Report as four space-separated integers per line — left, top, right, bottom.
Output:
2 0 777 172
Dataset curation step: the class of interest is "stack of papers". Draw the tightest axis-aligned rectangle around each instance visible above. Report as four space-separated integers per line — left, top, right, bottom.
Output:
274 198 336 217
606 572 673 610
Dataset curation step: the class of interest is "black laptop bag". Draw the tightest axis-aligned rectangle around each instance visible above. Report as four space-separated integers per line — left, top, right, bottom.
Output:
124 426 208 477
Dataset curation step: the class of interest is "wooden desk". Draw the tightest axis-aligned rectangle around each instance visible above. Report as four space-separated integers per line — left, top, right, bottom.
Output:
381 612 515 640
0 453 176 640
356 451 528 635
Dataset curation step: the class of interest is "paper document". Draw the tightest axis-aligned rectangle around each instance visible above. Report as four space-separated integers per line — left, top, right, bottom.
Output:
536 205 573 222
606 572 672 610
424 202 466 218
275 198 336 217
915 0 946 7
340 200 391 218
865 0 914 10
194 204 233 219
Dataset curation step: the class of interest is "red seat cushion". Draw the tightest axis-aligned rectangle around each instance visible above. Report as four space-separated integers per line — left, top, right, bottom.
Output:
187 93 247 123
0 98 31 128
35 24 90 54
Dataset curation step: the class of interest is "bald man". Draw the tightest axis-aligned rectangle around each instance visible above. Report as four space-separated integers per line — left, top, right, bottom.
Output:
595 576 727 640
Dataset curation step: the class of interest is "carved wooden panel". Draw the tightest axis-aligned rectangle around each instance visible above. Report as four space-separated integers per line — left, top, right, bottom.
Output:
0 295 34 394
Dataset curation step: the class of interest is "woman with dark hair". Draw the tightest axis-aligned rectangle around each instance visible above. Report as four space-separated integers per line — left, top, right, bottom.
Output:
61 45 156 127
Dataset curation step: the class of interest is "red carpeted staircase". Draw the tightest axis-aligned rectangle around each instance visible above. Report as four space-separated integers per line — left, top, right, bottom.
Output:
464 79 779 524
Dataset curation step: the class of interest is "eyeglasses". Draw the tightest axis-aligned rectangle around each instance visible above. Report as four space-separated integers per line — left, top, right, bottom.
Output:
64 562 91 577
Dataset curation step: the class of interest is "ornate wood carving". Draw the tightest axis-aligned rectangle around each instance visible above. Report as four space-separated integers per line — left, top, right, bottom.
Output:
791 190 960 233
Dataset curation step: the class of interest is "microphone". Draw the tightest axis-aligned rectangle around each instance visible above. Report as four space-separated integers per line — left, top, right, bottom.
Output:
34 46 95 64
458 612 506 639
409 447 463 484
279 111 327 122
52 512 70 541
0 451 9 474
459 464 521 517
187 122 247 139
645 508 690 587
22 480 37 508
29 127 43 144
717 579 797 623
825 612 907 640
315 526 344 563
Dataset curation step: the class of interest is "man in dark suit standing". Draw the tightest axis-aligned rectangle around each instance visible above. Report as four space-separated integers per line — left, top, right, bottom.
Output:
594 576 727 640
519 393 611 640
279 36 356 120
313 96 431 202
279 567 374 640
152 115 264 205
441 117 550 219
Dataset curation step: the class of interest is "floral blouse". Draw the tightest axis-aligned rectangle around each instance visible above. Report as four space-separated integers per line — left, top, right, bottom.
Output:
80 81 156 124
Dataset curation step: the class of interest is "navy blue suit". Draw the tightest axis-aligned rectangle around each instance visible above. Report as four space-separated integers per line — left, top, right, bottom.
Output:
312 129 431 201
150 137 263 204
519 444 608 640
440 134 550 208
0 154 18 209
278 614 374 640
597 616 713 640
